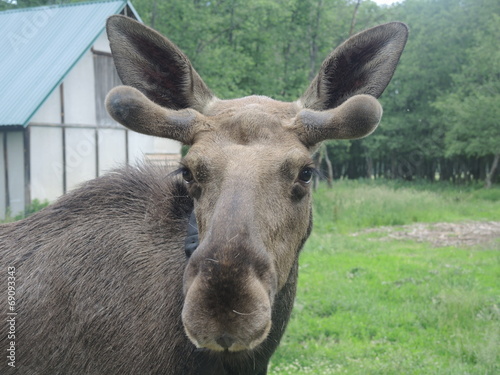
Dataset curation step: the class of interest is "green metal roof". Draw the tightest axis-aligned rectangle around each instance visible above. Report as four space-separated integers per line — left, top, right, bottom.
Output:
0 0 141 127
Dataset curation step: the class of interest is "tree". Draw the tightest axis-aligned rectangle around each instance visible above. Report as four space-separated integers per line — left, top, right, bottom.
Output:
435 13 500 187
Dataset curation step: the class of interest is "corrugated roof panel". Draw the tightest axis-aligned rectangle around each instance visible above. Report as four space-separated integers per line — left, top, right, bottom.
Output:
0 0 138 127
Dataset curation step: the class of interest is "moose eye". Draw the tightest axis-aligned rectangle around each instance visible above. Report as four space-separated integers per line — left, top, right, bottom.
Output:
182 168 194 183
298 167 314 184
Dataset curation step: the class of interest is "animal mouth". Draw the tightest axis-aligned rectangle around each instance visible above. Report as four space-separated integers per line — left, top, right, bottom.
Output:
183 319 272 352
181 268 274 352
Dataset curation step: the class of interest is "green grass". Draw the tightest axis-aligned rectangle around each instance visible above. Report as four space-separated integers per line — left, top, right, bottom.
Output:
269 180 500 375
313 179 500 234
1 198 49 223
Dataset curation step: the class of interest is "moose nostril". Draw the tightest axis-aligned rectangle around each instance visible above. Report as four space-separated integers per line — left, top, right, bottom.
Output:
216 334 235 349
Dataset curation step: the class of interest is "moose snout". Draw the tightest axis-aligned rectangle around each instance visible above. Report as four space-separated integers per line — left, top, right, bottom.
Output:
182 242 277 352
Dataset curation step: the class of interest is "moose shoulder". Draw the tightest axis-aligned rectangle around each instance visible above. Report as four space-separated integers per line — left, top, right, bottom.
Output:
0 16 407 375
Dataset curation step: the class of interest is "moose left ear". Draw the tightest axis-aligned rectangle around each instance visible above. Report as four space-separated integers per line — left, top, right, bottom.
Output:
300 22 408 111
106 15 214 112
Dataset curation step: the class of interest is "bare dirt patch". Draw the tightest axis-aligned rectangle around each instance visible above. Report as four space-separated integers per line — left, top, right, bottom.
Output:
352 221 500 248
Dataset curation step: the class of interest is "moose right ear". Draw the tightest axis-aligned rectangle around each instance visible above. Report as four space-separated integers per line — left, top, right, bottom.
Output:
106 15 214 112
300 22 408 111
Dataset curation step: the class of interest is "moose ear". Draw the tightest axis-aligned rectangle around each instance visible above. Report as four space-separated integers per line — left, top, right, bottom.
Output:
300 22 408 110
106 15 214 112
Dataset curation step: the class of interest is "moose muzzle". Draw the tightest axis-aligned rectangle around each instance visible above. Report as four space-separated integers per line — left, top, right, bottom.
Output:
182 227 277 352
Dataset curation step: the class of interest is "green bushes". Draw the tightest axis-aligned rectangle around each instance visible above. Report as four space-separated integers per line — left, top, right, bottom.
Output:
2 199 49 223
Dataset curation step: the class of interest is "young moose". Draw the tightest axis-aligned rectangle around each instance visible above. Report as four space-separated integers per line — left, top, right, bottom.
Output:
0 16 407 374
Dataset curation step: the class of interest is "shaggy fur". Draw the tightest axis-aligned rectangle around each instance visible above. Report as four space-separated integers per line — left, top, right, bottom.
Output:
0 165 305 374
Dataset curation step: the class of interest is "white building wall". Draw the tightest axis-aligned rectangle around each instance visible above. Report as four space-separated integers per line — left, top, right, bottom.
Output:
30 86 61 124
65 128 96 191
128 132 182 167
30 126 64 202
63 51 96 125
6 131 25 216
128 131 152 166
17 37 182 212
153 137 182 155
98 128 126 174
93 31 112 53
0 133 5 219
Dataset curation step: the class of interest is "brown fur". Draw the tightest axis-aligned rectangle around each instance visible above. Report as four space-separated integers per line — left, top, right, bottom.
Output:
0 16 407 374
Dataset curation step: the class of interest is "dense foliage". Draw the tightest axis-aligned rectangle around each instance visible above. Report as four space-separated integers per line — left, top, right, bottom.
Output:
2 0 499 185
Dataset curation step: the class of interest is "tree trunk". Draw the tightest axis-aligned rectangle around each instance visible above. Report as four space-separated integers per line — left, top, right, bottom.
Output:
391 157 398 179
150 0 157 28
323 145 333 188
313 149 323 191
349 0 362 37
366 156 374 179
308 0 324 81
485 153 500 189
479 156 487 182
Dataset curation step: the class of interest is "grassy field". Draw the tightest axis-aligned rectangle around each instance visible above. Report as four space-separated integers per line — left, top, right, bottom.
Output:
269 180 500 375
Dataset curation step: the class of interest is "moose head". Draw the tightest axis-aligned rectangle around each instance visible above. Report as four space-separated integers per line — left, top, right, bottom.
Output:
105 15 407 353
